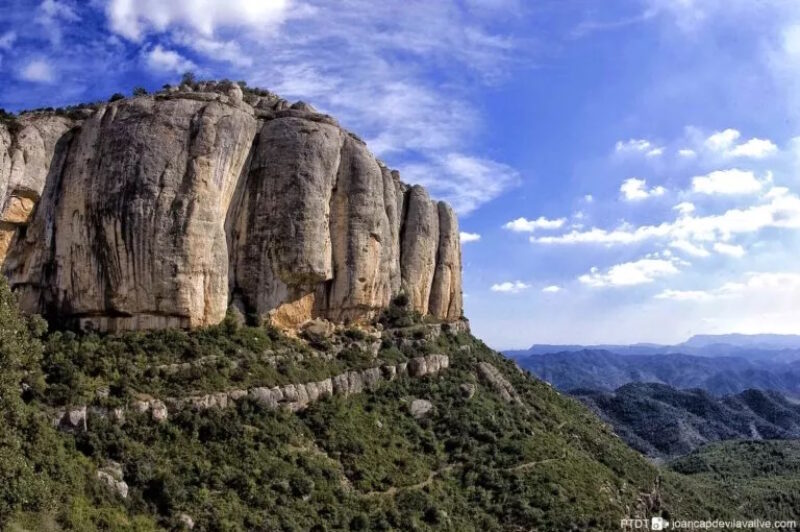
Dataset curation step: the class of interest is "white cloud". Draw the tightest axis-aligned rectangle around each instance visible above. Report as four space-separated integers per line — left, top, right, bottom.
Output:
705 128 741 152
678 148 696 157
691 169 763 195
669 239 710 258
503 216 566 232
578 258 682 287
713 242 745 257
615 138 657 154
584 194 594 203
646 147 664 157
673 202 696 216
620 177 666 201
726 138 778 158
106 0 295 41
491 280 531 293
0 31 16 50
19 59 55 83
542 285 561 293
704 129 778 159
533 186 800 245
143 44 196 73
460 231 481 243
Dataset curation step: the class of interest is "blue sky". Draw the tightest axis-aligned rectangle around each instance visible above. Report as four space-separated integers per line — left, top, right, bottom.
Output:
3 0 800 348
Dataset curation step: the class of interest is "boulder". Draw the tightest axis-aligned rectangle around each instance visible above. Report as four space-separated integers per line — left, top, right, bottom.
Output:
410 399 434 418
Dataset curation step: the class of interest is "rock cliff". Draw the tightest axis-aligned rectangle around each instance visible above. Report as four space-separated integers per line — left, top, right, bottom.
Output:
0 83 463 330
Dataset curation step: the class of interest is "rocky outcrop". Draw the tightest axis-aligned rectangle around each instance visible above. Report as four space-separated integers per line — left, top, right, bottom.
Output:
54 354 450 427
1 87 463 331
0 115 75 264
477 362 522 405
96 462 128 499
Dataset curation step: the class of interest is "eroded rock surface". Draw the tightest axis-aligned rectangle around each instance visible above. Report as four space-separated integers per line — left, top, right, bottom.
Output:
1 88 463 330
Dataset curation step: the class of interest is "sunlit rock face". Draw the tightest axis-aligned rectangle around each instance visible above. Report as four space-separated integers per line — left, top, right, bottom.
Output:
1 88 463 331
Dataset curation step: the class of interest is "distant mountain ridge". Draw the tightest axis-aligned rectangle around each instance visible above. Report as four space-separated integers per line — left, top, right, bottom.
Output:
574 383 800 459
515 349 800 397
505 333 800 364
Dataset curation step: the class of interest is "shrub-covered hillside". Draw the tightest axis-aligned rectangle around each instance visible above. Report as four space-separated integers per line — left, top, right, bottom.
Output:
0 278 795 531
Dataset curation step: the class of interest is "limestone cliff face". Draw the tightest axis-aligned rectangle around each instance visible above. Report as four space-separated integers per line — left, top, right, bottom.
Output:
0 85 463 331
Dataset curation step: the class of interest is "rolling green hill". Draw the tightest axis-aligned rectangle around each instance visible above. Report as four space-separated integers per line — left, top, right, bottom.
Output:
575 383 800 459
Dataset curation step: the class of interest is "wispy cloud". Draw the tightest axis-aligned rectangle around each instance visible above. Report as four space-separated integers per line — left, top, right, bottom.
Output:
19 58 55 83
0 31 17 50
2 0 525 216
403 153 520 215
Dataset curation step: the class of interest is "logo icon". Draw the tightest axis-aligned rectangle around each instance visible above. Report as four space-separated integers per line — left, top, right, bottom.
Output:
651 517 669 530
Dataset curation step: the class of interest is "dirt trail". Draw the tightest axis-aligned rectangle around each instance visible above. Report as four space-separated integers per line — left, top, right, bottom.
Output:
361 453 565 497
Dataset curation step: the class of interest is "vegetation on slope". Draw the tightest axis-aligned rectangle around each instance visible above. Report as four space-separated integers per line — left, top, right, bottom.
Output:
669 440 800 520
1 283 798 531
0 277 158 531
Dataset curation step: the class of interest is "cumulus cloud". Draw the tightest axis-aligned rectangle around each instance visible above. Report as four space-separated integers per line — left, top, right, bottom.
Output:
678 148 696 157
704 129 778 159
614 138 664 157
691 169 764 195
503 216 566 232
490 280 531 293
620 177 666 201
460 231 481 243
704 128 741 152
578 258 683 287
143 44 196 73
19 59 55 83
542 285 561 293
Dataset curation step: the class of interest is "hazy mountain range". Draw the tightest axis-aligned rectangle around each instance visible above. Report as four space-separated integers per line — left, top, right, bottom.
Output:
506 333 800 364
513 349 800 397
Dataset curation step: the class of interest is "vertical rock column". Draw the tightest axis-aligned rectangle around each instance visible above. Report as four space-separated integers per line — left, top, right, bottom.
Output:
429 202 463 320
230 116 344 326
400 186 440 315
